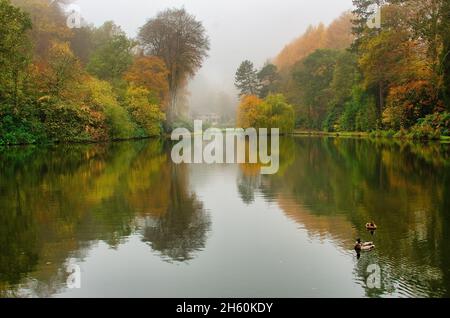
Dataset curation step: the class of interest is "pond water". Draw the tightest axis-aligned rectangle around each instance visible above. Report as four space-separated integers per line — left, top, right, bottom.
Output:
0 137 449 298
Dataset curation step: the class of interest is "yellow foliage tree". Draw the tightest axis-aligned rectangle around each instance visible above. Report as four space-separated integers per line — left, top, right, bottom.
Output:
39 41 82 98
82 76 135 139
125 85 165 137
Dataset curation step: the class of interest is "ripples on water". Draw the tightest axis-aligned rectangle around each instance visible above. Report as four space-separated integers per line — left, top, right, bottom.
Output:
0 137 449 297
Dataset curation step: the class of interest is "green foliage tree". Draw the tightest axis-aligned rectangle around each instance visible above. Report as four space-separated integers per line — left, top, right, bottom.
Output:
257 63 279 98
324 51 360 131
262 94 295 133
87 22 134 82
83 77 135 140
292 49 340 129
0 0 32 108
235 60 261 97
351 0 382 51
70 26 96 65
339 85 377 131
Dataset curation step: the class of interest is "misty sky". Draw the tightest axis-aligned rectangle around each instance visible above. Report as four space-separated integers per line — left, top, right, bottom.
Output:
75 0 354 111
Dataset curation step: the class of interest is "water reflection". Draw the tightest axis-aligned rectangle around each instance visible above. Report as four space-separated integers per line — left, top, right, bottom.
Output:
237 164 262 205
0 140 210 296
140 164 210 262
0 137 449 297
239 137 450 297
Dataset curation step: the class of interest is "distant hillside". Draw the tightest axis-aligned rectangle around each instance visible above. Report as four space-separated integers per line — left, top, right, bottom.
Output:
274 11 354 70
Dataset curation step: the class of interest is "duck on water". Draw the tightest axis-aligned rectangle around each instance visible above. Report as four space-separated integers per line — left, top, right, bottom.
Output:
354 238 375 252
365 221 377 231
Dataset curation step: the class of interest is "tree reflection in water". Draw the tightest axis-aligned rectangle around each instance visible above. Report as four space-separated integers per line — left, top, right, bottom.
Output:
140 164 211 262
0 140 210 296
1 136 449 297
237 136 450 297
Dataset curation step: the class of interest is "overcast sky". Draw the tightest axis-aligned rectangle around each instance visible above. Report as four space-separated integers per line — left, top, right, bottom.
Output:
75 0 354 110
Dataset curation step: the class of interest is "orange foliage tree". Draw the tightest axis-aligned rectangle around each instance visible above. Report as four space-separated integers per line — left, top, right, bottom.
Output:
237 95 265 128
124 55 169 109
383 80 443 129
275 12 354 70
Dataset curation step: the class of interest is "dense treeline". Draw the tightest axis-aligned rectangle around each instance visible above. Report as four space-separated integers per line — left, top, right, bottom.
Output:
0 0 208 145
236 1 450 139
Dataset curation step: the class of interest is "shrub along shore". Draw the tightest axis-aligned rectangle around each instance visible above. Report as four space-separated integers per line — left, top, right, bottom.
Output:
293 130 450 142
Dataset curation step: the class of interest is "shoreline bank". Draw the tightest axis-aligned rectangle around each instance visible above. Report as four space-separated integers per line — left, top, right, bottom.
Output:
292 130 450 142
2 130 450 148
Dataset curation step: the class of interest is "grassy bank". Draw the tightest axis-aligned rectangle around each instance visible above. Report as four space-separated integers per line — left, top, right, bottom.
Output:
292 130 450 142
293 130 369 138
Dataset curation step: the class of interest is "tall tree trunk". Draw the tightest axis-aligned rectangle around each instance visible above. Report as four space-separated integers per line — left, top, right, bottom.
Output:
443 46 450 111
167 63 180 125
13 68 20 114
378 81 384 128
442 0 450 110
170 89 178 123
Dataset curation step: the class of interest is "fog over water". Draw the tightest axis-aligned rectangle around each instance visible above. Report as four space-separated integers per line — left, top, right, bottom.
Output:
75 0 353 115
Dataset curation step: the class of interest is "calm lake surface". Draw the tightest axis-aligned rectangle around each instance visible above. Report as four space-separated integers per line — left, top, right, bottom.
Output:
1 136 449 298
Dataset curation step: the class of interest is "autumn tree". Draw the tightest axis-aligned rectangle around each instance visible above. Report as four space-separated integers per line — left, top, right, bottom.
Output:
235 60 260 97
275 12 354 70
383 81 439 129
442 0 450 109
359 3 438 124
237 95 264 128
124 86 165 136
11 0 72 58
275 24 327 70
325 11 355 50
41 41 82 98
388 0 443 95
0 0 32 108
124 55 169 107
138 8 210 122
236 94 295 133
